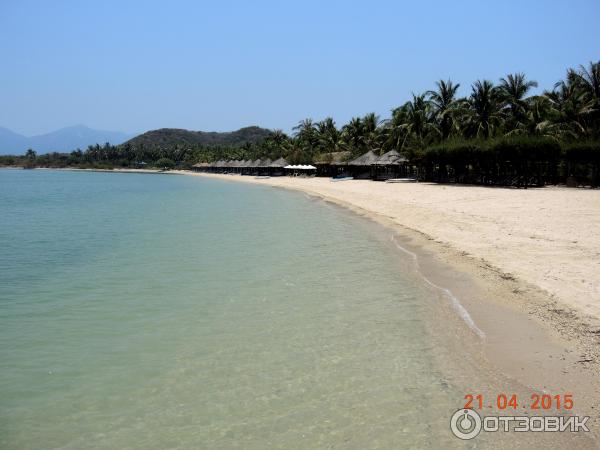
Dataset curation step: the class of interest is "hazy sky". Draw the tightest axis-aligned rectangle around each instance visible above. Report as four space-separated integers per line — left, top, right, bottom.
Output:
1 0 599 136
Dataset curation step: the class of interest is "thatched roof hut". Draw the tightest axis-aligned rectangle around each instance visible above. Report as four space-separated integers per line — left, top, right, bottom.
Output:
270 157 289 168
314 151 351 165
192 162 211 168
348 150 380 166
376 150 408 165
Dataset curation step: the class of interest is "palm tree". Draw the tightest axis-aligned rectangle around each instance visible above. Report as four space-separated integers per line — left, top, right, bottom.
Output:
292 118 318 158
381 106 409 151
293 118 316 143
381 94 437 156
571 61 600 135
544 78 593 138
25 148 37 162
362 113 382 151
262 129 290 158
341 117 366 156
269 129 289 146
575 61 600 109
523 95 558 137
362 113 379 133
465 80 503 138
498 73 538 133
402 94 436 142
315 117 343 155
426 79 461 139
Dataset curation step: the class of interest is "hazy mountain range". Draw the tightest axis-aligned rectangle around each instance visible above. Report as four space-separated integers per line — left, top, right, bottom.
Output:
0 125 133 155
0 125 274 155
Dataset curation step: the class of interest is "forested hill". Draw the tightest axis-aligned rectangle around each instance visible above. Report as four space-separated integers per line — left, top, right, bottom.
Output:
124 126 272 148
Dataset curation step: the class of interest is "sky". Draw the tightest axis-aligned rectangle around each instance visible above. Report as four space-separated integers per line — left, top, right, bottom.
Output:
1 0 599 136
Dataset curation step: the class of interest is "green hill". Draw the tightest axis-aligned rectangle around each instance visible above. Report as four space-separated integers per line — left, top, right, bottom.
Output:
124 126 272 148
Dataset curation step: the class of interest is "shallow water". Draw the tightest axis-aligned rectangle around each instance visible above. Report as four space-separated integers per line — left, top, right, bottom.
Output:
1 169 467 448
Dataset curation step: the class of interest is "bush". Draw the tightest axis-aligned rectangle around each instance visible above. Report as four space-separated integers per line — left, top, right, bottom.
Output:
423 139 489 166
155 158 175 170
490 136 561 163
563 142 600 164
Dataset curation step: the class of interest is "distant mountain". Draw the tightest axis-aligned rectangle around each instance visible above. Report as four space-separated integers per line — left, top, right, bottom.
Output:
124 126 272 149
0 127 29 154
0 125 133 155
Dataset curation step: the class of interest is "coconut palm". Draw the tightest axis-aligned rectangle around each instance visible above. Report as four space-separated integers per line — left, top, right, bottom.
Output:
382 94 437 154
571 61 600 135
403 94 436 140
361 113 383 151
341 117 366 156
465 80 503 138
262 129 291 157
523 95 558 137
575 61 600 108
293 118 316 142
315 117 343 154
498 73 538 133
381 106 408 151
426 79 461 139
544 78 593 138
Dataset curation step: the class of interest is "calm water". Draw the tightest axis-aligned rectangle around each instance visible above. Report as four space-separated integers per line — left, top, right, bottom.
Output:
0 169 462 449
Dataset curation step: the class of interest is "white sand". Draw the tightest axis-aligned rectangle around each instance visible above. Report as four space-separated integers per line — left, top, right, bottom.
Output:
188 173 600 322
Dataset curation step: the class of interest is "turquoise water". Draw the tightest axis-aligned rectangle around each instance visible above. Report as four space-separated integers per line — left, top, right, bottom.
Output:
0 169 461 449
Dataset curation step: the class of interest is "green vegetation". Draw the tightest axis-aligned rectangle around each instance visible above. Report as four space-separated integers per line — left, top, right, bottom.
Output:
155 158 175 170
1 61 598 185
124 126 272 149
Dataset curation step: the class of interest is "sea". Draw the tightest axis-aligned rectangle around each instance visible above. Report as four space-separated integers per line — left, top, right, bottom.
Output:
0 169 471 449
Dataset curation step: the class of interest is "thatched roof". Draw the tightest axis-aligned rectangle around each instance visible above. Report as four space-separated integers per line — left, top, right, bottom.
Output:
314 151 351 165
192 162 211 168
270 157 289 168
213 160 226 167
376 150 408 165
348 150 380 166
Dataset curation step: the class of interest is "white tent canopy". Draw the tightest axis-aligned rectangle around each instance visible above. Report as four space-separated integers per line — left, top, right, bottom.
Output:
284 165 317 170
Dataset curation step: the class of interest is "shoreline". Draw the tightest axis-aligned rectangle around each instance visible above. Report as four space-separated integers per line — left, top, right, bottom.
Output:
7 167 600 441
177 171 600 439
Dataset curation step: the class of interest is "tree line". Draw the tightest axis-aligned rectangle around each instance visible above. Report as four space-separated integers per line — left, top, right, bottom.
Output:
2 61 598 185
